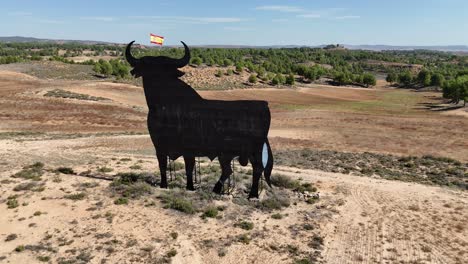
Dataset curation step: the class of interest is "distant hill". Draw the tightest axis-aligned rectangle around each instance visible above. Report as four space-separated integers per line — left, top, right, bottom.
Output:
344 44 468 52
1 36 468 52
0 36 114 45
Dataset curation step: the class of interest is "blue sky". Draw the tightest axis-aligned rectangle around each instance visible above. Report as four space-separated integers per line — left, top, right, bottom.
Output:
1 0 467 46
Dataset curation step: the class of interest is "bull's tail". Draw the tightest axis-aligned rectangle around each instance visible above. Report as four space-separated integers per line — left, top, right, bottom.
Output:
263 139 273 187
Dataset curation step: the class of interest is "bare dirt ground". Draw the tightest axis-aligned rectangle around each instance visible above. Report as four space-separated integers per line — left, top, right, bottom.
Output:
0 137 466 264
1 65 467 263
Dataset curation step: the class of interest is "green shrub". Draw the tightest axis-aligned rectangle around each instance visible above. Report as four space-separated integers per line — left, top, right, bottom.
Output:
257 195 290 211
271 213 283 219
15 245 25 252
37 256 50 262
12 162 44 181
168 161 185 171
248 74 257 83
129 165 142 170
308 234 324 249
234 220 254 230
306 197 319 204
98 166 113 173
159 192 195 214
64 192 86 200
166 248 177 258
13 182 43 192
112 181 152 199
114 197 128 205
271 174 299 189
202 207 218 218
7 198 19 209
296 183 317 193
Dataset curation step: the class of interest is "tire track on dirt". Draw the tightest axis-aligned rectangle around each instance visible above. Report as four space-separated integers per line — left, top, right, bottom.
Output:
275 166 468 264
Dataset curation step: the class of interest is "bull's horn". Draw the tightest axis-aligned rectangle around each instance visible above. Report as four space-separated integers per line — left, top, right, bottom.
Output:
174 41 190 68
125 41 138 66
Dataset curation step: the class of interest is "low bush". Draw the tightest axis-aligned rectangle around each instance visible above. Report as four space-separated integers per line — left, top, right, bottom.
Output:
159 192 196 214
114 197 128 205
201 206 219 219
12 162 44 181
234 220 254 230
64 192 86 200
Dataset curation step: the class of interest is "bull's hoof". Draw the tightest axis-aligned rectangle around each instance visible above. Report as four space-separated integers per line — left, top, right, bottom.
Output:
213 182 223 194
248 193 259 200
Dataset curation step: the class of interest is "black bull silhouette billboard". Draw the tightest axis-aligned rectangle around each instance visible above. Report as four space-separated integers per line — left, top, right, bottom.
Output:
125 41 273 198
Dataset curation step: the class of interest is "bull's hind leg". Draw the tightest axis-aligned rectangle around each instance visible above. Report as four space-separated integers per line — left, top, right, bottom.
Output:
156 152 168 188
184 156 195 191
248 152 264 199
212 156 233 194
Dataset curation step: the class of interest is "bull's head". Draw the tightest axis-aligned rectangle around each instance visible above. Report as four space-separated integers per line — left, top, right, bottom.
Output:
125 41 190 78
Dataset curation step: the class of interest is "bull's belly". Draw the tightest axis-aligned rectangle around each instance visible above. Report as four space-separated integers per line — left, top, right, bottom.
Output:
151 132 264 159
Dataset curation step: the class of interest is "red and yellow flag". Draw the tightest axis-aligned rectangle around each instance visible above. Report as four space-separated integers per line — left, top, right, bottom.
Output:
150 34 164 46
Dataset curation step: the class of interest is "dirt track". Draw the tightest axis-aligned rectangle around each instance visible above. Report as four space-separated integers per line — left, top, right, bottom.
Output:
278 166 468 264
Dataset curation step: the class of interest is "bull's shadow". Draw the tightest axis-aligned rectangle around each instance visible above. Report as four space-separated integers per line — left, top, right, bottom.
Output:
125 41 273 198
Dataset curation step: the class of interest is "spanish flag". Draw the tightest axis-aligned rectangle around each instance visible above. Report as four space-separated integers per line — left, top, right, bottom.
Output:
150 34 164 46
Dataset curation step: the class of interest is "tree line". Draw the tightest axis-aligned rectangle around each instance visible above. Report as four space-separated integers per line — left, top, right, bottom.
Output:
1 42 467 103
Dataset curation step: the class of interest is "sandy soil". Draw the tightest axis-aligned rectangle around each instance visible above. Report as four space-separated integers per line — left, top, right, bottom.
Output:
0 136 466 264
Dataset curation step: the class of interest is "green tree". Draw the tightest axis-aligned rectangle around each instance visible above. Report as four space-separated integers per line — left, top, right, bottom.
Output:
431 73 445 87
417 70 431 86
333 72 349 85
362 73 377 87
92 63 102 75
191 57 202 66
272 74 285 85
248 74 257 83
256 67 266 78
115 63 130 78
223 58 232 67
443 75 468 105
207 58 215 66
398 71 413 87
235 63 243 72
285 74 295 85
386 72 397 83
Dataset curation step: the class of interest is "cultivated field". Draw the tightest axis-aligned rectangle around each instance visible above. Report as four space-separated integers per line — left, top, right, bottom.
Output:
0 64 467 264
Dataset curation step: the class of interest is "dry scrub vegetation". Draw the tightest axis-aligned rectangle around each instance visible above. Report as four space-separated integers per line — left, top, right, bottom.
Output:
1 160 327 264
0 65 467 263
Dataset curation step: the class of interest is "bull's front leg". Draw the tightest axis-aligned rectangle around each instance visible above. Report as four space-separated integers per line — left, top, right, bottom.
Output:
184 155 195 191
156 152 168 188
